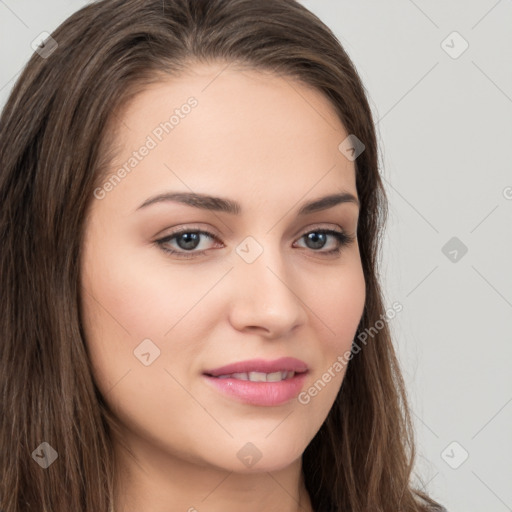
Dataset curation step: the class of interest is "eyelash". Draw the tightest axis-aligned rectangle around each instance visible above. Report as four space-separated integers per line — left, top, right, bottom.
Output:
154 227 355 260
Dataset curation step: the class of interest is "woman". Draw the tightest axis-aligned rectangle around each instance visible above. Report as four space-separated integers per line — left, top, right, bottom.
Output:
0 0 447 511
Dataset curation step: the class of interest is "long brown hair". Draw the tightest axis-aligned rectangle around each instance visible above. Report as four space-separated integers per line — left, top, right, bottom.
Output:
0 1 445 510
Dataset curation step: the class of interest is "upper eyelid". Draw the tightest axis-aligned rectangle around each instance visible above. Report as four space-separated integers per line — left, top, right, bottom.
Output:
157 223 348 242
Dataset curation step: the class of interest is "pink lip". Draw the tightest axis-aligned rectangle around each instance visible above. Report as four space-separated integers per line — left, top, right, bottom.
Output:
202 357 309 407
203 373 308 406
203 357 308 377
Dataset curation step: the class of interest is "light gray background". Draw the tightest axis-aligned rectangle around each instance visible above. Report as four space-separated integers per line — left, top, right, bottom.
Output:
1 1 511 511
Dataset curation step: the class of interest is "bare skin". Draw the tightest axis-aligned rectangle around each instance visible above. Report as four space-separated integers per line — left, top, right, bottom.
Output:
80 61 366 512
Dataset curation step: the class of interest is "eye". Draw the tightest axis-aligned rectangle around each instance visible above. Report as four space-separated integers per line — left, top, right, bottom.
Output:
155 229 221 259
155 227 355 259
294 229 355 255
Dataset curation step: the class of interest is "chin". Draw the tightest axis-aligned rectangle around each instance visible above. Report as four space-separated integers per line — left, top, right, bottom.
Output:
200 436 307 474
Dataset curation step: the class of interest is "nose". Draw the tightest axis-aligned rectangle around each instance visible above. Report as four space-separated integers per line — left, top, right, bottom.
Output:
227 243 308 339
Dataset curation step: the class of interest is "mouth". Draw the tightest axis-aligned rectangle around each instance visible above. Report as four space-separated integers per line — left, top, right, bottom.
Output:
212 370 299 382
202 358 309 406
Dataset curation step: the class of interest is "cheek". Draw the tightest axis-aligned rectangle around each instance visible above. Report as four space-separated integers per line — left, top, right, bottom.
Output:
79 249 206 444
79 238 221 396
317 257 366 354
293 254 365 411
81 241 213 339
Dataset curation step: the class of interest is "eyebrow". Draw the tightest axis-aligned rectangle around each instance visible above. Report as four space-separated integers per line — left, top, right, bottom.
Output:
136 191 360 215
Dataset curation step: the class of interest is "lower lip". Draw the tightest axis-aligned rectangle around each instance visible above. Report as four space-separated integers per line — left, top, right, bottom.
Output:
203 372 308 406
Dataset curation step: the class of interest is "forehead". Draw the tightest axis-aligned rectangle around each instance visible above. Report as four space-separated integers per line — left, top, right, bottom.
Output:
99 62 357 211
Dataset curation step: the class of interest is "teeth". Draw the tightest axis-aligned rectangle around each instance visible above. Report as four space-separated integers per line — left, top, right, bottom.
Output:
266 371 284 382
232 372 249 380
215 371 296 382
248 371 267 382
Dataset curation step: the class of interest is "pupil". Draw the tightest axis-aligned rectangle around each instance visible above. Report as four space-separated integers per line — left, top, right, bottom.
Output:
306 232 326 250
177 233 200 250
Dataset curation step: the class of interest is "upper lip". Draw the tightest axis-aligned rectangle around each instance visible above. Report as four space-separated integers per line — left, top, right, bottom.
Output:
203 357 309 377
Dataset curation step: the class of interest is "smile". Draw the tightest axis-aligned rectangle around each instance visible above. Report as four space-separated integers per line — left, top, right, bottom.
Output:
216 371 296 382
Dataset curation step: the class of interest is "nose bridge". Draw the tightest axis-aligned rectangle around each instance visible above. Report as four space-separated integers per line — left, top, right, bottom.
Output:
236 232 288 291
228 233 307 335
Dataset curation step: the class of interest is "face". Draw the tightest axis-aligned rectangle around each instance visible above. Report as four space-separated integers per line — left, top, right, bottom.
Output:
80 62 366 475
